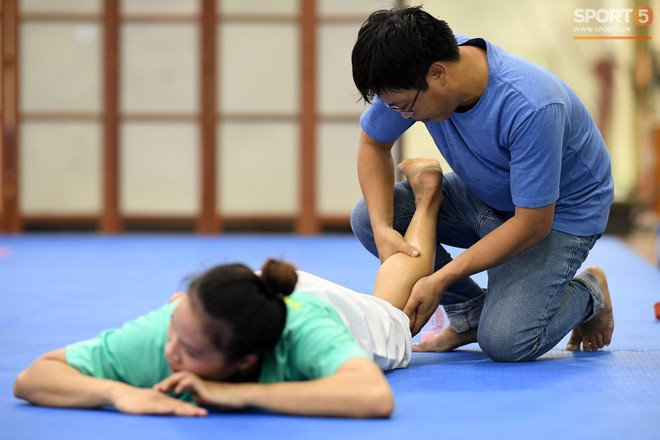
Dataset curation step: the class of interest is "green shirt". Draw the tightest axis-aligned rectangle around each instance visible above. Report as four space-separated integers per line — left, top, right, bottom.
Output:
259 293 368 382
66 291 368 393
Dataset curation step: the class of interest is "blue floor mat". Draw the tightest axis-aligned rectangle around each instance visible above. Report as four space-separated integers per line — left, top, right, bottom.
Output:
1 234 658 439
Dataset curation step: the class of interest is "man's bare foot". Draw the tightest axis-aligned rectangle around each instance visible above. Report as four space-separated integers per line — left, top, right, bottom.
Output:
413 327 478 352
566 266 614 351
397 158 443 202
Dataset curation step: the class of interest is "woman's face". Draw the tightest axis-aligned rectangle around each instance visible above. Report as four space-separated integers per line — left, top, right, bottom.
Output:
164 296 238 381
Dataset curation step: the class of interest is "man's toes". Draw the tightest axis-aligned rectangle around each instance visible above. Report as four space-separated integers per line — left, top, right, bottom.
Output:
566 342 580 351
566 330 582 351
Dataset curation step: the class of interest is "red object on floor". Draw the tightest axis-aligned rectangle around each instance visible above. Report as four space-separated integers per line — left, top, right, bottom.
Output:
655 302 660 320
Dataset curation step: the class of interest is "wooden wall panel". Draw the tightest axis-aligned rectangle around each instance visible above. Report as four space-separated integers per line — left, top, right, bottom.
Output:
21 22 101 112
218 23 299 114
21 121 101 213
121 23 198 113
5 0 387 233
1 0 20 232
317 122 362 216
120 122 199 215
218 121 298 215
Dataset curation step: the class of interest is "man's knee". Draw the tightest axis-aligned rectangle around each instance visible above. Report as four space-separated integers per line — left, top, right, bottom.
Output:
477 325 539 362
350 198 371 236
350 198 378 255
350 197 368 229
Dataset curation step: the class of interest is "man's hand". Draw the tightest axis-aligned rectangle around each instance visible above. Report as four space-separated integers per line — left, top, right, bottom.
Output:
112 385 207 416
374 227 420 263
403 274 443 335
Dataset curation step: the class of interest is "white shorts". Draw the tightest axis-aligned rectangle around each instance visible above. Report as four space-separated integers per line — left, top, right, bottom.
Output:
295 271 412 371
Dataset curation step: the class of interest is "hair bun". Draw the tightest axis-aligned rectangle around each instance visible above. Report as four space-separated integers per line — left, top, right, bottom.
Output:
260 259 298 297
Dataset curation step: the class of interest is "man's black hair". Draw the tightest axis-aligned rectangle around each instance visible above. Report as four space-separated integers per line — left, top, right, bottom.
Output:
352 6 460 103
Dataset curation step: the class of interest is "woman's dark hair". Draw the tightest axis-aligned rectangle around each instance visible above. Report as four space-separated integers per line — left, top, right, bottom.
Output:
187 259 298 362
352 6 460 103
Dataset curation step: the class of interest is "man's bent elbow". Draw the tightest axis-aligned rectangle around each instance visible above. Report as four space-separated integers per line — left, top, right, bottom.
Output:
535 223 553 242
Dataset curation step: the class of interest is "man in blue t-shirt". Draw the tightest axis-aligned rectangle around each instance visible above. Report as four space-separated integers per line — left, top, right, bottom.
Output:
350 6 614 361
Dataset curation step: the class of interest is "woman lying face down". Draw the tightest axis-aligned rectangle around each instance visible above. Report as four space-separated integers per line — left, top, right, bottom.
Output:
13 260 395 418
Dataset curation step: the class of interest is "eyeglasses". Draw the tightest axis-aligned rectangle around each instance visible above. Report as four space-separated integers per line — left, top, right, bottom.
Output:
386 88 421 115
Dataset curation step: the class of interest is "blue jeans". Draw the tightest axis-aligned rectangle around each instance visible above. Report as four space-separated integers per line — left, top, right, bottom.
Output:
350 172 605 362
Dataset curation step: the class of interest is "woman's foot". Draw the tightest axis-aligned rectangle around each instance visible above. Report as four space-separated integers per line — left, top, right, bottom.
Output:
566 266 614 351
413 327 478 352
397 158 443 203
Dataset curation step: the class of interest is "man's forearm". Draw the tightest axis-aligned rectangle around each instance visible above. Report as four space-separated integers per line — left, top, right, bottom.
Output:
357 132 396 231
434 211 552 291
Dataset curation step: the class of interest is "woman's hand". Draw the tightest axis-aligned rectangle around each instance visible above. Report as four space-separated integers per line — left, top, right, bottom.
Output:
156 359 392 418
155 372 246 410
112 384 207 416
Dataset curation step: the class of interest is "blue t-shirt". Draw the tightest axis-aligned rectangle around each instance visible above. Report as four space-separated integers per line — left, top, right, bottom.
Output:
360 36 614 236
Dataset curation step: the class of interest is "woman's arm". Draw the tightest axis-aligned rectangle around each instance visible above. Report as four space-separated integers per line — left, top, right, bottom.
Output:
14 349 206 416
155 357 393 418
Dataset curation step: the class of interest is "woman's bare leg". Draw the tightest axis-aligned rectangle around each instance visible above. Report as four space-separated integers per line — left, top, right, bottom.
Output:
372 158 443 310
372 158 479 352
